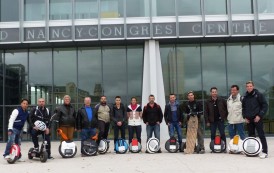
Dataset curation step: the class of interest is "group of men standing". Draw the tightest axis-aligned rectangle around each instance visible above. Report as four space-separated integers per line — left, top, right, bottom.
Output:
3 80 269 159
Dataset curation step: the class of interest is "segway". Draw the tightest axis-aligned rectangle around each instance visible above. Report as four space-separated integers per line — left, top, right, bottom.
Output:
114 138 129 154
6 144 21 164
242 137 262 157
210 135 226 153
98 139 110 154
129 138 142 153
57 129 77 158
165 136 179 153
28 121 48 162
228 135 243 154
146 137 160 153
81 133 98 156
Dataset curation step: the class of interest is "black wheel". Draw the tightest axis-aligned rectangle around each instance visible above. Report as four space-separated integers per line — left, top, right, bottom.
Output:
40 151 48 163
7 156 18 164
28 148 34 160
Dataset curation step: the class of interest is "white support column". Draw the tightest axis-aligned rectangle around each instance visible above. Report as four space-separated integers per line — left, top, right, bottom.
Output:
141 40 167 141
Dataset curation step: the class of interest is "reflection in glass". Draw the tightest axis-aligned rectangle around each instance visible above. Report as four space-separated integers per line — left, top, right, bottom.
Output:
251 43 274 120
258 0 274 13
231 0 252 14
202 44 226 97
78 47 102 105
4 50 28 105
177 0 201 16
204 0 227 15
29 49 52 105
75 0 98 19
24 0 46 21
49 0 72 20
53 48 77 104
100 0 124 18
126 0 149 17
102 47 126 102
0 0 19 21
177 45 202 100
127 46 143 103
160 45 176 100
152 0 175 16
0 52 3 105
226 43 251 95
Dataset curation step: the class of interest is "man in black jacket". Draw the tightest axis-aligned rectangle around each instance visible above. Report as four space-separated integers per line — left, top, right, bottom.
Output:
53 95 76 141
164 94 183 151
111 96 127 148
77 97 98 155
28 98 53 159
181 91 205 153
205 87 228 152
242 81 268 159
143 94 163 153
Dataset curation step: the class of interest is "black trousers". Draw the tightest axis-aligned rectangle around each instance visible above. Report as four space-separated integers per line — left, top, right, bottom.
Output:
113 123 126 145
247 119 268 154
128 125 142 144
31 129 51 156
98 120 110 142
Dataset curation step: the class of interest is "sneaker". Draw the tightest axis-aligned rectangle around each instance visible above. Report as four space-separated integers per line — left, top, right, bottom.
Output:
199 149 205 154
4 155 10 160
48 156 54 160
259 152 268 159
17 158 25 162
157 149 162 153
145 150 149 153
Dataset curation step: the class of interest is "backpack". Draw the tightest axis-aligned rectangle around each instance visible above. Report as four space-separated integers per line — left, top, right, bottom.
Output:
115 139 129 154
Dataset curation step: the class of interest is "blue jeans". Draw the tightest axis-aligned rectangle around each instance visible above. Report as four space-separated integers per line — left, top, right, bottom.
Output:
228 123 245 140
3 128 21 156
210 121 226 149
80 128 96 154
168 122 182 144
146 124 160 142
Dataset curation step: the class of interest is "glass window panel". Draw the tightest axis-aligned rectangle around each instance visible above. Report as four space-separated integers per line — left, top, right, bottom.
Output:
202 44 227 97
160 45 176 100
29 49 52 105
204 0 227 15
152 0 175 16
50 0 72 20
24 0 46 21
126 0 150 17
251 43 274 121
0 106 3 141
53 48 77 104
102 47 127 102
226 43 251 94
258 0 274 13
0 51 3 105
177 44 202 100
4 50 28 105
0 0 19 22
100 0 124 18
127 46 143 103
231 0 252 14
78 47 102 106
177 0 201 16
75 0 98 19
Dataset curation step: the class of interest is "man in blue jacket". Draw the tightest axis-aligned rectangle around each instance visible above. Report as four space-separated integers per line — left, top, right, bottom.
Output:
242 81 268 159
164 94 183 151
3 99 29 160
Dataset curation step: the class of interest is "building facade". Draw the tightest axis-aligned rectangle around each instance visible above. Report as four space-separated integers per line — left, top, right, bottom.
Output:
1 0 274 141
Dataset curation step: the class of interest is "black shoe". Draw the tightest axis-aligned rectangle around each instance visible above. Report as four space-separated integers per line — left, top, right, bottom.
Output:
157 149 162 153
145 150 149 153
199 149 205 154
48 156 54 159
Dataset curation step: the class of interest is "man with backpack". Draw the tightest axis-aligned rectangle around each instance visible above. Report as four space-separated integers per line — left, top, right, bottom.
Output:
242 81 268 159
28 98 53 159
111 96 127 150
143 94 163 153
